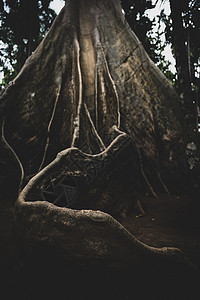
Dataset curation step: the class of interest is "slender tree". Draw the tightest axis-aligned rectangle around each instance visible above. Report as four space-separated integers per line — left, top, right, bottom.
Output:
162 0 200 133
169 1 192 109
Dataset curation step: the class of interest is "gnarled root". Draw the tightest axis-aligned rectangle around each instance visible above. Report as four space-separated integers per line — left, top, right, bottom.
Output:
13 134 198 274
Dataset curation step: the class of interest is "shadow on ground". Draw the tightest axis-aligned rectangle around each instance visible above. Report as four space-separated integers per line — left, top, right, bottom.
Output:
0 194 200 300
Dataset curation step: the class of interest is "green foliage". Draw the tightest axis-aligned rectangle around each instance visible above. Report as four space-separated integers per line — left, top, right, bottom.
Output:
0 0 56 89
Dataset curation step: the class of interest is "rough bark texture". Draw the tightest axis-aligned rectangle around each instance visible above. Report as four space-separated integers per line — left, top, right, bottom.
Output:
0 0 184 191
0 0 190 268
13 145 191 270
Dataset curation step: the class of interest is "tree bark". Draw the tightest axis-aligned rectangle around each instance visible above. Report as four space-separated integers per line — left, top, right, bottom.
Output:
0 0 191 269
0 0 184 194
13 146 194 271
169 0 193 127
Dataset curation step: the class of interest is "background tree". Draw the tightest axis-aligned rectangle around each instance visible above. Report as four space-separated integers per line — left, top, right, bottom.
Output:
160 0 200 187
0 1 199 294
121 0 200 186
0 0 56 87
166 0 200 133
121 0 200 133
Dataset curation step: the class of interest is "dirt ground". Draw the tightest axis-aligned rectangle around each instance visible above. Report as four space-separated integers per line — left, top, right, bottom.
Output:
120 194 200 268
0 193 200 300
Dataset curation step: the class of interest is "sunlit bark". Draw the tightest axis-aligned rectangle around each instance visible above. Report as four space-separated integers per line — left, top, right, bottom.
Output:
0 0 190 268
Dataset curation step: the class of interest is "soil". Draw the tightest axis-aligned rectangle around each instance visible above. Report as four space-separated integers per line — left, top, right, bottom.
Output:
0 193 200 300
120 194 200 268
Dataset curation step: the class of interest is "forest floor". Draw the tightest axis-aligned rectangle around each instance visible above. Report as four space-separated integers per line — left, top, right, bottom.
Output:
0 193 200 300
120 194 200 268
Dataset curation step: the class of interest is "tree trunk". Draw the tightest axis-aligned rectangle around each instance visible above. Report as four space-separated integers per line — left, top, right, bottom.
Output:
1 0 184 193
0 0 191 269
169 0 194 131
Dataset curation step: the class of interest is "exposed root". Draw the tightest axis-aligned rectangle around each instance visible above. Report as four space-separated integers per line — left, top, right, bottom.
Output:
38 84 61 172
135 199 145 216
1 119 24 190
17 169 195 272
84 102 106 151
71 37 83 147
157 170 171 195
112 125 126 136
94 65 98 128
98 70 107 116
136 147 158 199
100 43 121 128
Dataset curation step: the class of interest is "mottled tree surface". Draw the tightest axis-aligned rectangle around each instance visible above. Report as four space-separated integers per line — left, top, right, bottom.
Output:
0 0 193 270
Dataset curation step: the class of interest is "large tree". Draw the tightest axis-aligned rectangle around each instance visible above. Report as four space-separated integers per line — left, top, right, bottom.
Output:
0 0 195 271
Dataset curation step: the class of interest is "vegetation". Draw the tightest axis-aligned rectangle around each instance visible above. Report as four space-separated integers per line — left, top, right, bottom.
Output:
1 0 199 107
120 0 200 187
0 0 56 86
0 1 199 295
0 0 185 202
0 0 199 185
121 0 200 125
